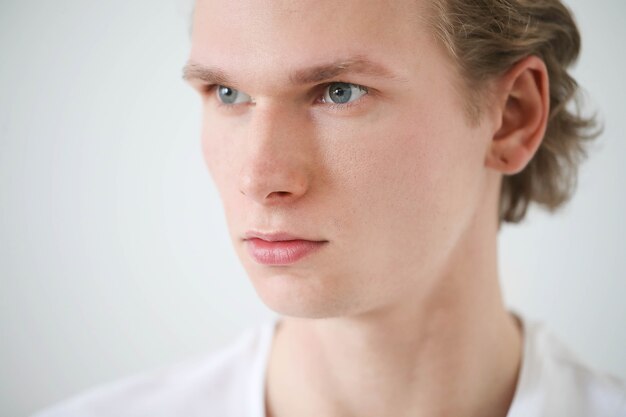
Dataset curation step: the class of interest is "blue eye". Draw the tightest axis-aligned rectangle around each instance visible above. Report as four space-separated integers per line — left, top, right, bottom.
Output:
216 85 252 105
322 82 368 105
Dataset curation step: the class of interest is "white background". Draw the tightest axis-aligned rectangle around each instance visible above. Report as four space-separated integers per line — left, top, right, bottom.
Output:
1 1 625 416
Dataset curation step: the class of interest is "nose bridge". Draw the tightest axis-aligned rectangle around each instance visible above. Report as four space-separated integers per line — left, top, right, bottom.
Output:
238 103 312 203
248 103 300 166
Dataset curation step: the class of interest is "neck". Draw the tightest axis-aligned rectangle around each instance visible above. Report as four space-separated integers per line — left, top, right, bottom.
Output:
265 181 523 417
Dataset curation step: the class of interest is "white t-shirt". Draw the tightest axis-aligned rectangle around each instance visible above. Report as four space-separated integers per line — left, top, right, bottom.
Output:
33 313 626 417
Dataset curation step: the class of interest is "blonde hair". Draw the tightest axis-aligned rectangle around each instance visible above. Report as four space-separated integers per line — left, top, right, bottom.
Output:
426 0 601 224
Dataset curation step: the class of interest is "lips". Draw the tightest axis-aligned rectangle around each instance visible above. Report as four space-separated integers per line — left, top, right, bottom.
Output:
243 232 327 265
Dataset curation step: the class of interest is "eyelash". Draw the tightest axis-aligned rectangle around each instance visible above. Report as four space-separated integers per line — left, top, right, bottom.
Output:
202 82 370 113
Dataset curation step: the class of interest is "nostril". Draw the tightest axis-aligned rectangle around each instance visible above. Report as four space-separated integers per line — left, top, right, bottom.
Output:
238 167 309 203
268 191 292 198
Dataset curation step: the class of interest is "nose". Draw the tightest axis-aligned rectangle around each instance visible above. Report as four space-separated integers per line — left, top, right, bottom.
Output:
238 105 312 205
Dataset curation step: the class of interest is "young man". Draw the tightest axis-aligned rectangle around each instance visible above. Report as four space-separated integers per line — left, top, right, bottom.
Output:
35 0 625 416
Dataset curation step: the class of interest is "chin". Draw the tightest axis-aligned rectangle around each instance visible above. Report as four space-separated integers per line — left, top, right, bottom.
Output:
246 268 359 319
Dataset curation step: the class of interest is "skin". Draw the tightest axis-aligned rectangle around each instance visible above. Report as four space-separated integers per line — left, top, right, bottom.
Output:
184 0 550 416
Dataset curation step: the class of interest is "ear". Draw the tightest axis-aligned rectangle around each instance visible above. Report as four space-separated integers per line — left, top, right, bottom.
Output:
485 55 550 175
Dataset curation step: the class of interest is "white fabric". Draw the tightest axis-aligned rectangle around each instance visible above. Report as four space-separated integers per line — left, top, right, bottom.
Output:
33 313 626 417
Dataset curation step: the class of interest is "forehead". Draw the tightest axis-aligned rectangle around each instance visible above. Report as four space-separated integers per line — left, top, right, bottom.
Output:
189 0 435 89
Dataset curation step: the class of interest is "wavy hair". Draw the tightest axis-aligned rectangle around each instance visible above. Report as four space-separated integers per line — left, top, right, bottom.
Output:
425 0 601 224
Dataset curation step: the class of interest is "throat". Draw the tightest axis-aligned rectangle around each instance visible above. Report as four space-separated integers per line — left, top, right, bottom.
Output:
264 306 523 417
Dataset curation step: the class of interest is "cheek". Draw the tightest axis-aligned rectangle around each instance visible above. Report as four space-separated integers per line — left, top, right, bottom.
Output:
200 115 223 178
201 114 239 189
326 102 487 264
324 109 462 214
200 115 248 224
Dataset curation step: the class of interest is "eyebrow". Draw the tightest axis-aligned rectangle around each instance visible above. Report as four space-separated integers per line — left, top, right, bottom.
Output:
182 63 229 86
182 55 405 87
291 56 402 84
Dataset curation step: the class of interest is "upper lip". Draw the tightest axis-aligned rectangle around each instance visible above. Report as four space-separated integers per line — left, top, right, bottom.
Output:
243 231 325 242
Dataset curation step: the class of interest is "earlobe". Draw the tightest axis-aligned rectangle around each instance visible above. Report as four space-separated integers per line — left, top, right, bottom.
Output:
485 55 550 175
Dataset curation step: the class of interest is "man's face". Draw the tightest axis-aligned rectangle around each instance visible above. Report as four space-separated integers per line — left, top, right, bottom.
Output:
187 0 495 318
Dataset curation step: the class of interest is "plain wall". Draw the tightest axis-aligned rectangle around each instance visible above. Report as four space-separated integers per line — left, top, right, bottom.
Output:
1 1 625 416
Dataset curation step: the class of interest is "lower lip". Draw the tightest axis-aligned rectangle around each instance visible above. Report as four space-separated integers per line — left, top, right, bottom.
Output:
245 238 327 265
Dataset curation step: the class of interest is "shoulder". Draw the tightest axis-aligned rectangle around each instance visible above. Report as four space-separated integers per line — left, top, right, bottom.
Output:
31 318 277 417
508 315 626 417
